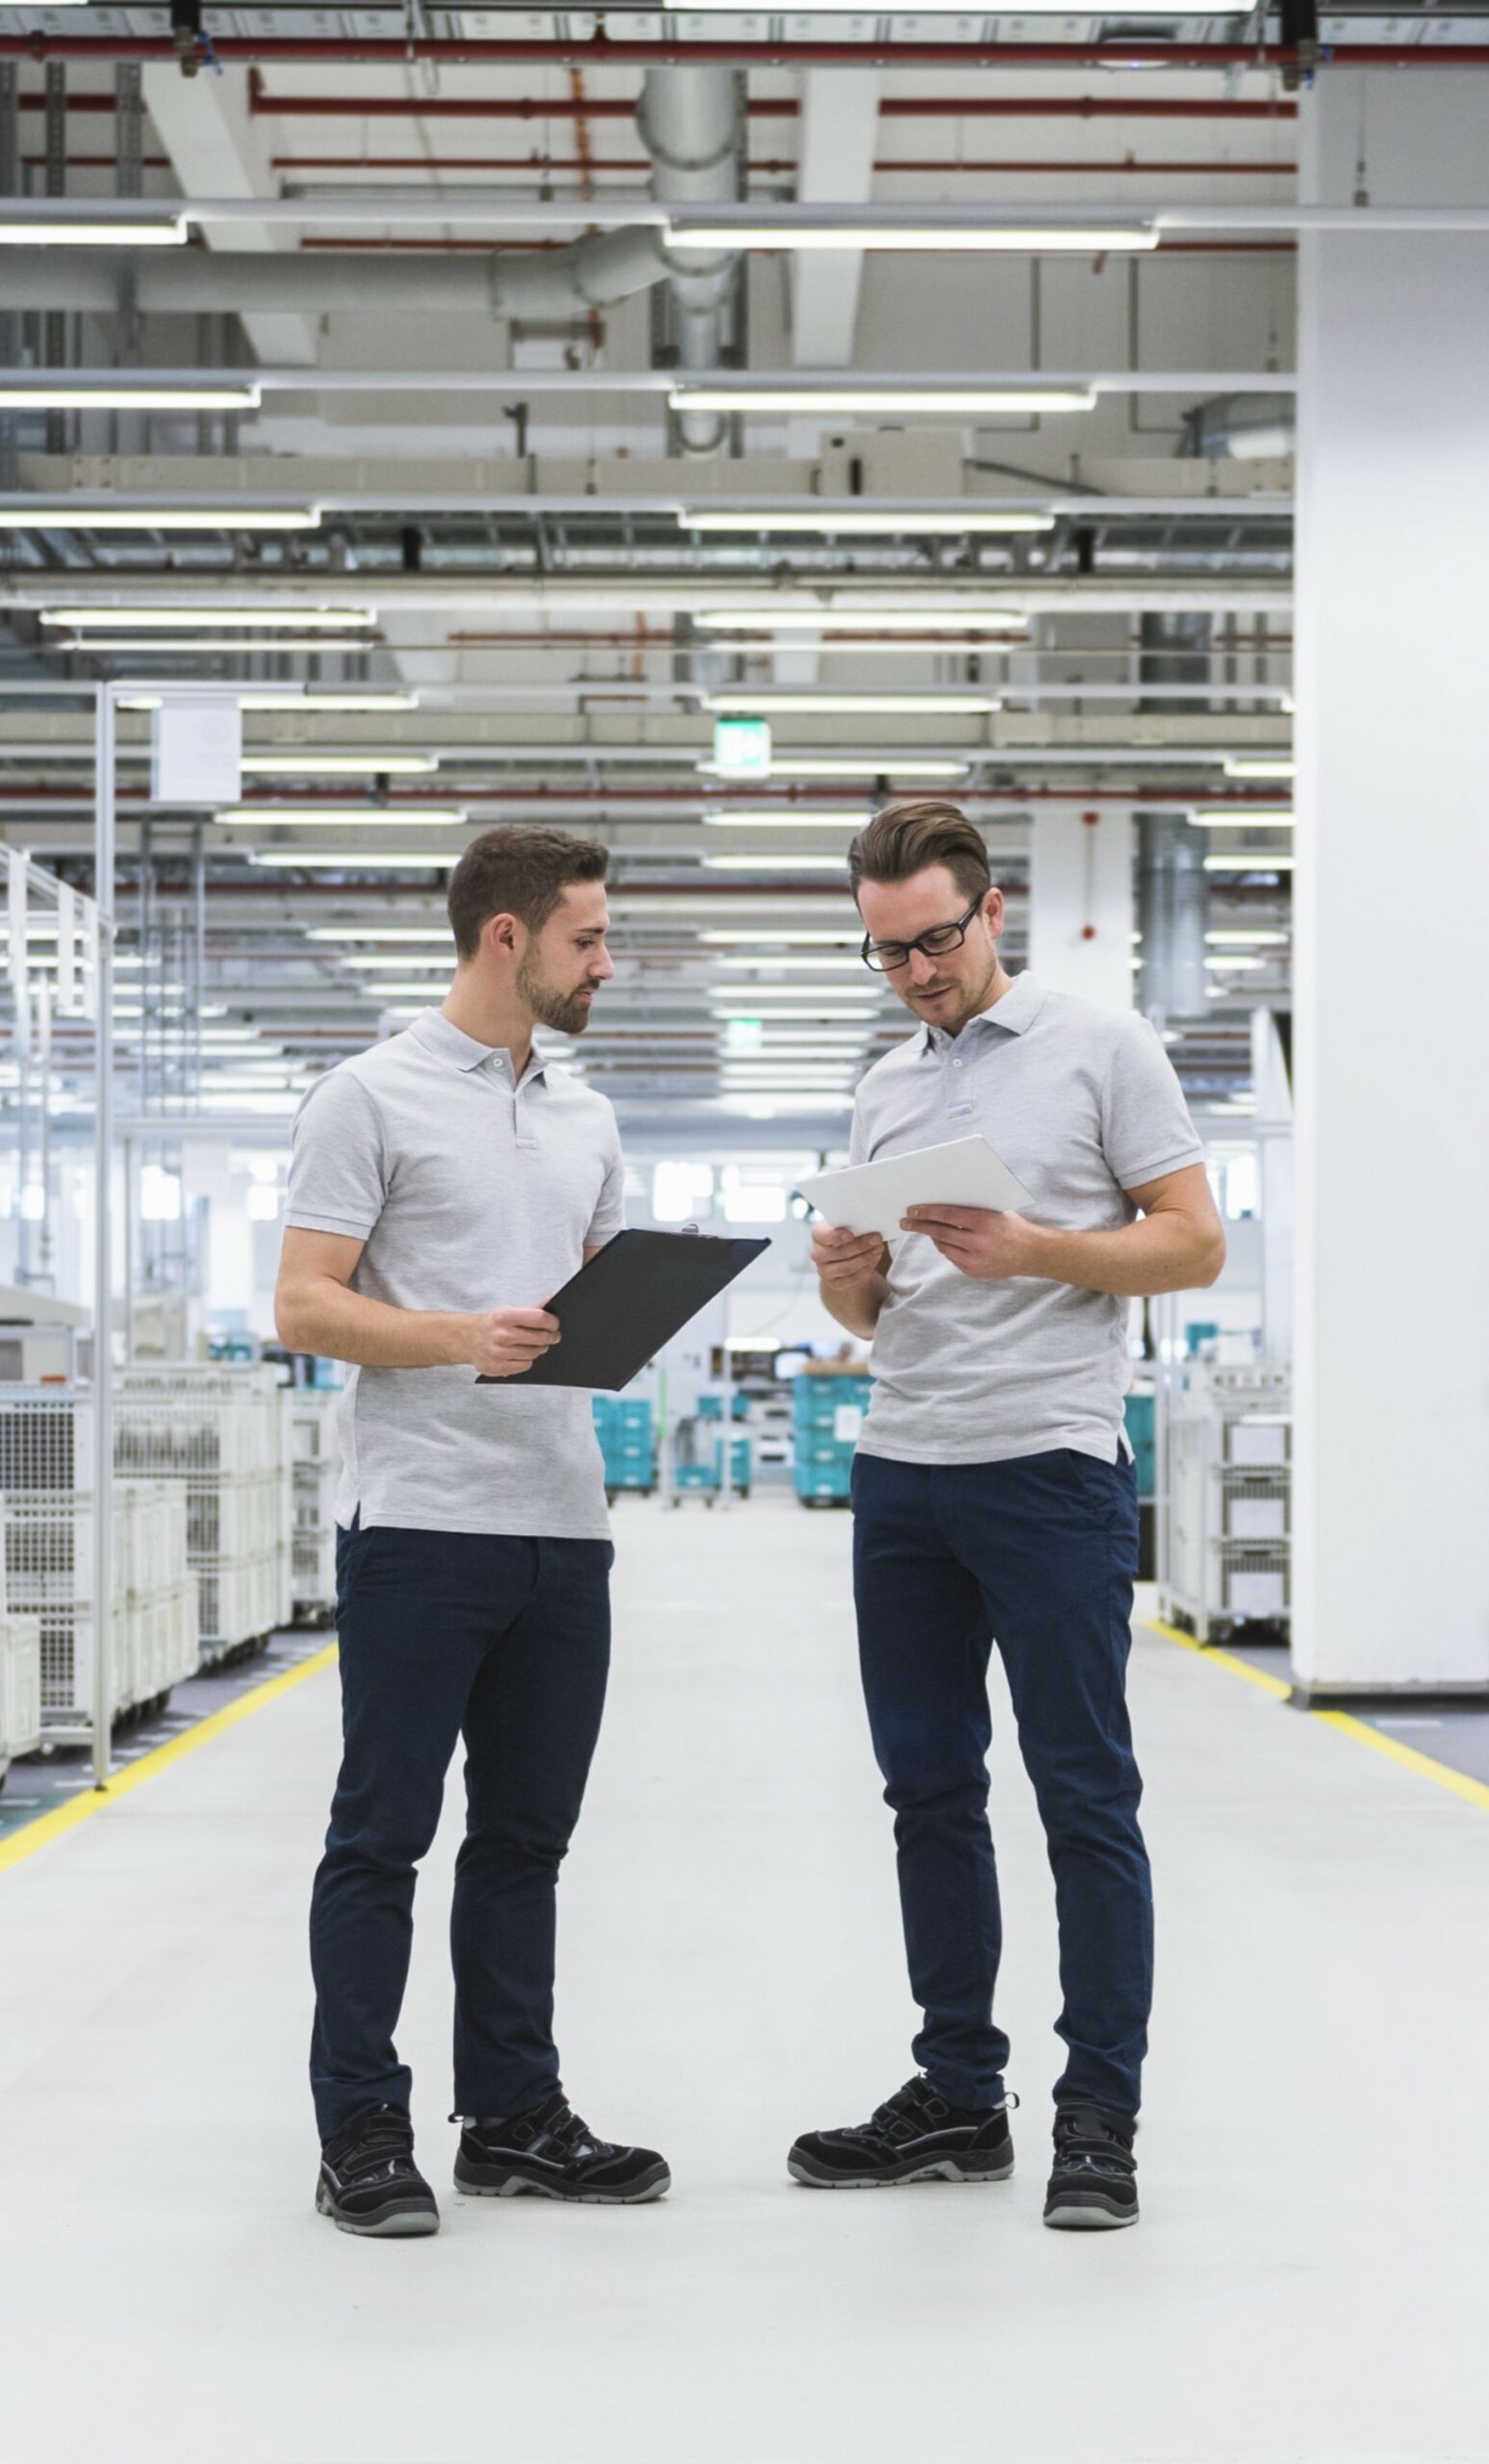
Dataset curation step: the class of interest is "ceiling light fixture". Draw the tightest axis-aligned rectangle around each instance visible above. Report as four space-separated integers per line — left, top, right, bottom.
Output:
701 931 860 946
249 851 465 870
1203 955 1266 971
667 226 1157 257
0 380 262 413
1223 757 1296 780
306 925 449 943
700 608 1025 632
699 758 969 781
706 693 998 716
0 504 320 531
676 385 1093 416
1203 855 1296 873
1205 930 1288 946
702 811 866 830
41 605 376 631
119 690 418 713
711 1005 880 1022
682 508 1054 535
0 215 188 248
238 754 439 776
1190 809 1295 829
217 806 467 826
703 855 856 873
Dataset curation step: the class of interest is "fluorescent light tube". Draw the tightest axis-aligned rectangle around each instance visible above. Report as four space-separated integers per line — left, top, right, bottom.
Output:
0 381 261 413
701 931 860 945
677 387 1093 416
668 226 1157 256
717 956 865 971
1203 955 1266 971
665 0 1235 11
337 954 452 971
712 1007 879 1023
1203 855 1296 873
239 754 439 776
683 508 1054 535
704 856 853 873
1223 757 1296 780
1 505 318 531
1190 809 1294 829
119 690 417 713
249 851 465 869
700 608 1025 631
306 925 449 943
706 693 997 716
702 812 866 830
41 605 375 630
702 758 968 782
1205 930 1288 946
0 216 187 247
216 806 466 826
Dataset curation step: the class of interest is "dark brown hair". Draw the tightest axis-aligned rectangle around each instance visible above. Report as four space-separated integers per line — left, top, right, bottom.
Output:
848 798 992 910
447 826 609 960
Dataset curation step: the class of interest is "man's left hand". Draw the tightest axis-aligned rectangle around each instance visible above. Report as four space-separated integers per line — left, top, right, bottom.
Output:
899 1204 1045 1280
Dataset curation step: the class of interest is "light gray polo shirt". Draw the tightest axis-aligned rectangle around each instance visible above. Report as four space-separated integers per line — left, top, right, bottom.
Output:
285 1007 626 1538
850 973 1204 1468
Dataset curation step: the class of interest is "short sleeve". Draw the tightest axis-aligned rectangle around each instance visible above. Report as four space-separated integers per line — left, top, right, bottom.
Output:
585 1108 627 1246
848 1095 870 1168
284 1067 388 1240
1101 1014 1206 1193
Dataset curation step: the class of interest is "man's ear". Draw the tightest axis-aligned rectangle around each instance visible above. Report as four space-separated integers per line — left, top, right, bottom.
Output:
481 911 521 960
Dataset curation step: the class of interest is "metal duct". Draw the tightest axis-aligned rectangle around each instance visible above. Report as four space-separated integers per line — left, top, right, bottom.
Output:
1180 391 1296 461
0 224 672 318
636 67 743 455
1137 612 1210 1029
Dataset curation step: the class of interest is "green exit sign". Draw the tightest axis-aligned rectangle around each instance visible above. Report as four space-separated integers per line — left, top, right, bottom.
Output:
712 715 772 781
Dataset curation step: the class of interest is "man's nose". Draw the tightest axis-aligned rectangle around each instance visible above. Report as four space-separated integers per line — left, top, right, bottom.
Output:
908 949 938 984
592 948 616 982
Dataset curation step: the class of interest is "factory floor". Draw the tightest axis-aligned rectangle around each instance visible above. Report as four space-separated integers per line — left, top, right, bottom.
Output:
0 1498 1484 2464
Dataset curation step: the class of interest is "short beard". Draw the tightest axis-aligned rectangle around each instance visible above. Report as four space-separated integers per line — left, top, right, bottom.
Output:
908 937 1001 1034
516 947 595 1037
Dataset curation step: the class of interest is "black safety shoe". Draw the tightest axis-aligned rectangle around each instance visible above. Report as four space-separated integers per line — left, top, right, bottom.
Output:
1043 2104 1139 2230
316 2104 440 2238
452 2091 671 2205
788 2075 1016 2190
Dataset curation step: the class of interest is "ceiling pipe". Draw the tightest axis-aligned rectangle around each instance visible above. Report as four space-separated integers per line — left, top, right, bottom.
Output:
12 88 1303 122
0 224 676 316
635 67 744 457
1 35 1486 67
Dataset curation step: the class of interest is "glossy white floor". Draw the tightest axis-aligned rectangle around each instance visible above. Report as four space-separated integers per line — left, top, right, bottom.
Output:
0 1496 1485 2464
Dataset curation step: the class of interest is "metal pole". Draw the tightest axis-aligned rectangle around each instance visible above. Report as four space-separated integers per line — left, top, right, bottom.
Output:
92 683 116 1789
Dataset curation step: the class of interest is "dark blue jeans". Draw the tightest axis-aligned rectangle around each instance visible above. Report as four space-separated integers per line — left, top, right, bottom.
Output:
852 1447 1150 2120
309 1520 612 2143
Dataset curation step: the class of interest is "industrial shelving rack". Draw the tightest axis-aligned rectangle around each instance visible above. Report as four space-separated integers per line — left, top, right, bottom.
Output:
285 1386 341 1625
1156 1360 1293 1645
115 1365 292 1663
0 1387 199 1734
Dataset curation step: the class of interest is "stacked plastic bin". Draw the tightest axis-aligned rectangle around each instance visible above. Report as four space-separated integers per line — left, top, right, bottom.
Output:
0 1610 42 1780
116 1367 292 1663
592 1396 656 1500
792 1373 873 1507
286 1387 342 1623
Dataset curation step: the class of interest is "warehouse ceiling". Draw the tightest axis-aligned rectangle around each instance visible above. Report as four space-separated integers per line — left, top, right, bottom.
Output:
4 3 1456 1134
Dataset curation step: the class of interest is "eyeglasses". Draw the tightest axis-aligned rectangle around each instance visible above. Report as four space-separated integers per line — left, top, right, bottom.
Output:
860 897 985 974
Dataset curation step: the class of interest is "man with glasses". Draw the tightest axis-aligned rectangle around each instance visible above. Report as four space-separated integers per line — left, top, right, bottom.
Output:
787 798 1223 2230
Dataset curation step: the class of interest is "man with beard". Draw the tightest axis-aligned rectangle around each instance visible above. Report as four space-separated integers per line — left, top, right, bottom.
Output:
277 826 669 2237
787 799 1223 2230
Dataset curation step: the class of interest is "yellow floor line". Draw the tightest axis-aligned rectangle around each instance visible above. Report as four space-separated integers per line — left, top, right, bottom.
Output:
0 1641 339 1878
1143 1618 1489 1813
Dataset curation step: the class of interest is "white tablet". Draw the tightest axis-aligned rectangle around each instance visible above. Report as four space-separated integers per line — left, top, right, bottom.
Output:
795 1136 1034 1242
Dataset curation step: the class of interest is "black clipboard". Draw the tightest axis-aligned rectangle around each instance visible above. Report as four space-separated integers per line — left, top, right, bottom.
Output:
477 1229 771 1393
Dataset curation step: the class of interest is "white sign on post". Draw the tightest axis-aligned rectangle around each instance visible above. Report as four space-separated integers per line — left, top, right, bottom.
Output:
151 697 243 806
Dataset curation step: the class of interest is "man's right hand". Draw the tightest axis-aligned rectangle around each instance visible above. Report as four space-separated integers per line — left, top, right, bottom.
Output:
466 1306 562 1378
811 1223 887 1290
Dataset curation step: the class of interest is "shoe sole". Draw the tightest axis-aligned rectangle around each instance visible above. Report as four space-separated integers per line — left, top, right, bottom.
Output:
1043 2197 1139 2231
315 2184 440 2238
787 2153 1014 2191
453 2161 672 2206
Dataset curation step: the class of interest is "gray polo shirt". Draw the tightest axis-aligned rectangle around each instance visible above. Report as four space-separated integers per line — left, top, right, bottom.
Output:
850 973 1204 1468
285 1007 626 1538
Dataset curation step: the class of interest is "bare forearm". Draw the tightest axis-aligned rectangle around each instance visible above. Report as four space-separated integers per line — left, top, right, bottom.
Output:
1020 1212 1223 1297
276 1274 474 1369
818 1271 889 1341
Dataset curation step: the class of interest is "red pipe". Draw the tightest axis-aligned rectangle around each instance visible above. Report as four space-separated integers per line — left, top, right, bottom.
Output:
270 153 1298 178
2 34 1488 68
12 89 1301 121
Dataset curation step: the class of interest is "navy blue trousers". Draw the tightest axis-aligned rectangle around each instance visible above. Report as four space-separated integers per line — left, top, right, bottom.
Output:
852 1447 1151 2120
309 1521 612 2143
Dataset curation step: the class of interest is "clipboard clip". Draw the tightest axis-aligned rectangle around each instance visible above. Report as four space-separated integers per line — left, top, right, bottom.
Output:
680 1220 702 1237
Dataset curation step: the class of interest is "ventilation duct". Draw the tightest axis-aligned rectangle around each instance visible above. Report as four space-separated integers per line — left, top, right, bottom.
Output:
1180 392 1296 461
636 67 744 455
1136 612 1210 1029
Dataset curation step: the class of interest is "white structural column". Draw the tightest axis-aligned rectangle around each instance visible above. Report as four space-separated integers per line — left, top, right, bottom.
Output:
1292 73 1489 1695
141 65 317 368
1026 808 1134 1008
790 71 880 368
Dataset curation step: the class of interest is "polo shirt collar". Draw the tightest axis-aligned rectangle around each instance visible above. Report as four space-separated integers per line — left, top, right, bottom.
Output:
410 1007 547 1081
922 970 1046 1055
